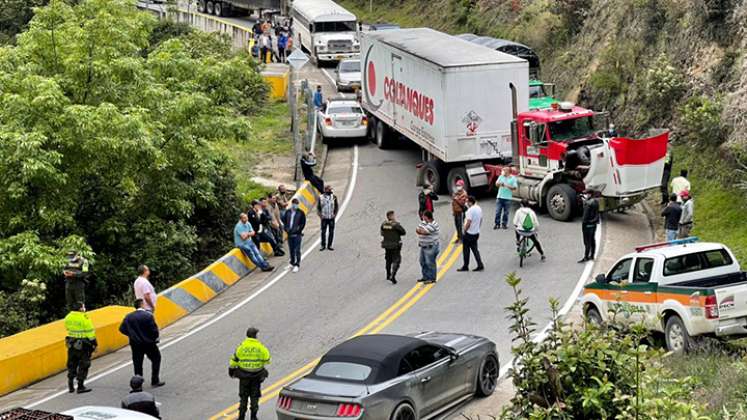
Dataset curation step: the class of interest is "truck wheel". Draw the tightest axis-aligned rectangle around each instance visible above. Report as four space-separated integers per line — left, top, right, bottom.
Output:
446 166 468 195
375 120 390 149
197 0 207 13
423 160 443 193
546 183 577 221
367 117 377 143
665 315 691 354
206 1 214 14
585 306 603 327
214 2 223 16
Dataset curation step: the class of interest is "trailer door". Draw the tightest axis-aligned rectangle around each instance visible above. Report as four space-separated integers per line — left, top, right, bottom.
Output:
391 54 402 129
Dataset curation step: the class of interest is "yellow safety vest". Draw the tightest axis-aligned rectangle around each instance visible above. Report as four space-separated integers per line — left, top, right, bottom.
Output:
64 311 96 340
230 338 271 372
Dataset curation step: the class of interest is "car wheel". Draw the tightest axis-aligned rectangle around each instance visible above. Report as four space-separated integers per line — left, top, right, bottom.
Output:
475 354 499 397
545 183 577 221
585 306 603 327
390 402 416 420
665 315 691 354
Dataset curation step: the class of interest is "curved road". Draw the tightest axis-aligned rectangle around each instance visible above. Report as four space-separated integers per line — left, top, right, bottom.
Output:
31 141 588 419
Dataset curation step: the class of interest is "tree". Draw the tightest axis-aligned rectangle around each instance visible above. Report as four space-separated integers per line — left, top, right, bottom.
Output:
0 0 268 335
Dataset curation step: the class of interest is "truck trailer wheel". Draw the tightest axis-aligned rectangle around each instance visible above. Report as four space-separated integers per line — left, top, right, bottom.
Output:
446 166 468 195
375 120 391 149
197 0 207 13
214 1 224 16
546 183 577 221
206 1 215 15
423 160 443 193
665 315 691 354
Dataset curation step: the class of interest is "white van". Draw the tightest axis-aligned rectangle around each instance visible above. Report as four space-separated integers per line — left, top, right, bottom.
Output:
290 0 359 64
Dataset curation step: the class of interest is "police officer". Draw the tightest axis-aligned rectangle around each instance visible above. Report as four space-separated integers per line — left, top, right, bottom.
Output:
381 210 406 285
229 327 271 420
63 250 89 310
64 301 96 394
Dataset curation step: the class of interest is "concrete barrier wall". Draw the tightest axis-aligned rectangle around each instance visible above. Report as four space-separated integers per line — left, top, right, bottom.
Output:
0 184 319 396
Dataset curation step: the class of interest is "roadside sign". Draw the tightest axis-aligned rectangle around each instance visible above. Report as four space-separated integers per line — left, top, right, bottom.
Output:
287 49 309 70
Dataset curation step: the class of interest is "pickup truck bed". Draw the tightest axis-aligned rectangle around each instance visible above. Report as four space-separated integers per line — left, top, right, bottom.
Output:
665 271 747 289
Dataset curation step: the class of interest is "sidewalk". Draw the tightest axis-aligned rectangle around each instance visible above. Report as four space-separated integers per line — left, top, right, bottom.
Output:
451 204 655 419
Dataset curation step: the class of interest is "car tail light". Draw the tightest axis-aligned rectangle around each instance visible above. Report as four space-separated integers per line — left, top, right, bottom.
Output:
336 403 362 417
361 116 368 125
704 295 719 319
277 395 293 411
324 117 333 126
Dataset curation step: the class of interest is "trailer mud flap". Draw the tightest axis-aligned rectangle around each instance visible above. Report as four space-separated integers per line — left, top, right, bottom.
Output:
416 162 426 187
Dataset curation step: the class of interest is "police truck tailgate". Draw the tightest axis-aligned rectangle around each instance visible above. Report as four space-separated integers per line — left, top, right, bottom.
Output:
715 283 747 320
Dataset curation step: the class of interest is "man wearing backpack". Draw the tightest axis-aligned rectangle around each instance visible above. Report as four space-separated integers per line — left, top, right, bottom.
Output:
513 200 546 261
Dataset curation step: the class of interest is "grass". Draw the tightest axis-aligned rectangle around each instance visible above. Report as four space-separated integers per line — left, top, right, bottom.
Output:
667 348 747 419
216 100 292 204
672 144 747 263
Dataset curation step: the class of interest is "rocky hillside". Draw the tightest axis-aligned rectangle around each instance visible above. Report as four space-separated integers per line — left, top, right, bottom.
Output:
345 0 747 258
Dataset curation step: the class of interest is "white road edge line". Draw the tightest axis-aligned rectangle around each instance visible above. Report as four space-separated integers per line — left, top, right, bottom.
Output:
29 145 360 408
497 220 603 378
321 68 337 87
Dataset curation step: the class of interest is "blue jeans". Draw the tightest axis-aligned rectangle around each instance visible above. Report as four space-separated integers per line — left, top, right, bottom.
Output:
239 243 269 270
288 234 302 266
495 198 511 227
419 244 439 281
666 229 678 242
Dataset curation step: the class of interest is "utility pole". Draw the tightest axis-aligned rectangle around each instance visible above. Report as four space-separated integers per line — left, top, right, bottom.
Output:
286 48 310 182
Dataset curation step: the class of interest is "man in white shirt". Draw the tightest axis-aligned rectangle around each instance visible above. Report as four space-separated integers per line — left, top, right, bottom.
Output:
133 265 157 312
457 196 485 272
513 200 546 261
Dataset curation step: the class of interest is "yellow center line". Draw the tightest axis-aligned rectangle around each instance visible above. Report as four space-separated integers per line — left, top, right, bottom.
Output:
210 234 462 419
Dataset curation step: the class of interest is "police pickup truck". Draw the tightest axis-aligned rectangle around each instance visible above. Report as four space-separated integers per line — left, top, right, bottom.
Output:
580 238 747 353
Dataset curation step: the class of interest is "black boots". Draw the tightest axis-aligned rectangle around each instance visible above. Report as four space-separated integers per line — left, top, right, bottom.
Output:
68 378 75 393
76 381 92 393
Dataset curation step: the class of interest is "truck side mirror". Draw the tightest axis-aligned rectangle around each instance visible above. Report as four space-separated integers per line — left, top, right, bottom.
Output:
528 123 539 144
595 273 607 284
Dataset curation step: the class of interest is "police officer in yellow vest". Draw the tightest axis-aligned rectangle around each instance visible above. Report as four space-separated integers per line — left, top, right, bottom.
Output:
63 250 90 311
229 327 271 420
64 301 97 394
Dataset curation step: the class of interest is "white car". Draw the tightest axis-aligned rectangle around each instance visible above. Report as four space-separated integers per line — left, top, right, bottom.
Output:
62 406 159 419
335 59 361 91
317 99 368 143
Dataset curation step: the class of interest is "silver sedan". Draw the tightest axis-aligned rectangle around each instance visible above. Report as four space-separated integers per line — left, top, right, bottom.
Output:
276 332 499 420
317 99 368 143
335 59 361 92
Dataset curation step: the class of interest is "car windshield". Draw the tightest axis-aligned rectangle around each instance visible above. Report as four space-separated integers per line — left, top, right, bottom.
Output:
314 21 356 32
315 362 372 381
529 85 547 98
548 116 595 141
328 105 361 114
339 61 359 73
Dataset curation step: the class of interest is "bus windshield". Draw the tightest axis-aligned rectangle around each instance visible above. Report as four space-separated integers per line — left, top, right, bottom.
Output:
314 21 356 32
548 116 596 141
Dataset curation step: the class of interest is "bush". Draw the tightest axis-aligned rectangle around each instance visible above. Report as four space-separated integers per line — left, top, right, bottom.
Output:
501 273 708 419
644 53 686 118
678 95 725 146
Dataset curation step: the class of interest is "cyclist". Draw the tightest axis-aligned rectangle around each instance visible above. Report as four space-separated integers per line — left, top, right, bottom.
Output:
513 200 546 262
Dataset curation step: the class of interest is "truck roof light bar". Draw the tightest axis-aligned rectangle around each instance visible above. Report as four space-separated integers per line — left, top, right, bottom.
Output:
635 237 699 252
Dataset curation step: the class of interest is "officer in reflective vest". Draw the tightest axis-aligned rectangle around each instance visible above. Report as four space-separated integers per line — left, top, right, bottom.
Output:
63 250 90 311
64 301 97 394
229 327 271 420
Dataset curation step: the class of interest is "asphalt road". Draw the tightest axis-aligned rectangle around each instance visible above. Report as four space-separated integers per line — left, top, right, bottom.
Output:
26 10 590 419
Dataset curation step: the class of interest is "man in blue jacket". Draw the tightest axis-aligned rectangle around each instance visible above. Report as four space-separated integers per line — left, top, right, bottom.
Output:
119 299 165 388
282 198 306 273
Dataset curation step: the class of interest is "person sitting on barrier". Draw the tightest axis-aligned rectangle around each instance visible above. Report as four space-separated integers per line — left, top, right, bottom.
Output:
234 213 274 272
513 199 546 262
301 151 325 193
248 200 284 257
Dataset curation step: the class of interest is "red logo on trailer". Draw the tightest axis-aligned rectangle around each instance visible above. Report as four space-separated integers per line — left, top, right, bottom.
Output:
367 61 377 96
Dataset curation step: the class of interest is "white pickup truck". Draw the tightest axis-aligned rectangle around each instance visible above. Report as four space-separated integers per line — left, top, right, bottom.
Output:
580 238 747 353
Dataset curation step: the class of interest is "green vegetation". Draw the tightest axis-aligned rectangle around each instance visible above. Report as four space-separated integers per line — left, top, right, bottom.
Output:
503 274 708 419
0 0 273 336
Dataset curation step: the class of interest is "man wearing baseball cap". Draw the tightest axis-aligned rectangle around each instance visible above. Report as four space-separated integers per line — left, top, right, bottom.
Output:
121 375 160 418
678 190 694 239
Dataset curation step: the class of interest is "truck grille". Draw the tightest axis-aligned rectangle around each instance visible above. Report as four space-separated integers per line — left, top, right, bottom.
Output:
290 398 339 416
327 40 353 53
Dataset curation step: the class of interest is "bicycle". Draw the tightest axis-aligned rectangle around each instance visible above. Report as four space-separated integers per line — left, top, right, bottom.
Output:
516 229 536 267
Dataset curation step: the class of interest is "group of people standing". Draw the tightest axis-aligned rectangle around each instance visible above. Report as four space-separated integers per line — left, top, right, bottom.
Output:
251 18 292 64
662 169 695 241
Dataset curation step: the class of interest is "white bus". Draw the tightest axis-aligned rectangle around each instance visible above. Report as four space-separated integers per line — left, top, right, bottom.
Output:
290 0 359 64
